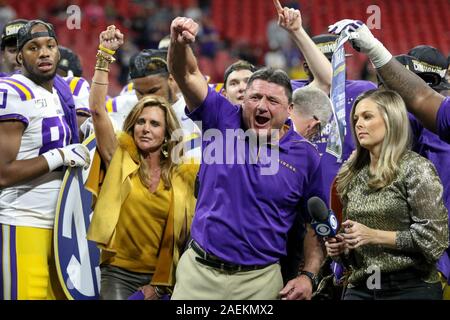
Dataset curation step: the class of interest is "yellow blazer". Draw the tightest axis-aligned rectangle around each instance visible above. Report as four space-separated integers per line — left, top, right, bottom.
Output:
86 132 198 287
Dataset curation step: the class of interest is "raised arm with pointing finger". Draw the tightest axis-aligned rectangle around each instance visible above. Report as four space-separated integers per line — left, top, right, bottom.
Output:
328 19 448 140
168 17 208 113
273 0 332 94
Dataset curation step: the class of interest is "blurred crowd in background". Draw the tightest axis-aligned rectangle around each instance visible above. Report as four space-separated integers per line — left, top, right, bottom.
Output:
0 0 448 95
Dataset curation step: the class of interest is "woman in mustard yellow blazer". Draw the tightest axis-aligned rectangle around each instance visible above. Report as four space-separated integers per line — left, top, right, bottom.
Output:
86 26 198 300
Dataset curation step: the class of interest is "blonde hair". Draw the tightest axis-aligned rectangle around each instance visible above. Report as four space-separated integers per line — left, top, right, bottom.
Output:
336 89 411 195
122 95 183 189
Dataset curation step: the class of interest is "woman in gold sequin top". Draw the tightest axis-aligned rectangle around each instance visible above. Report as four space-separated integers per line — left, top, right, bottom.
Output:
325 89 448 300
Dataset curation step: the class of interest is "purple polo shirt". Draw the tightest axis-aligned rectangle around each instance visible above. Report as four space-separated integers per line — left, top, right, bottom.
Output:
409 112 450 281
187 88 325 266
291 79 377 203
437 97 450 144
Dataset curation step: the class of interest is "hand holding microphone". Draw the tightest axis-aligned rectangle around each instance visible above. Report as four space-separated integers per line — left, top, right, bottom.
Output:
324 234 346 257
307 197 355 269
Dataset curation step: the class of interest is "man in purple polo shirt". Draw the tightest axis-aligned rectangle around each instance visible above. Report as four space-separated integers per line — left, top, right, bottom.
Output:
168 17 325 300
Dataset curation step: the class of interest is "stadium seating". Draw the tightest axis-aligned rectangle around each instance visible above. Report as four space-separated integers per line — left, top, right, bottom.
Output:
6 0 450 87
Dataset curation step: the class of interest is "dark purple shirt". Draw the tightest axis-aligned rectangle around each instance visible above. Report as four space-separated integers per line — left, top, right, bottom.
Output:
187 88 325 265
291 80 377 204
437 97 450 144
410 112 450 280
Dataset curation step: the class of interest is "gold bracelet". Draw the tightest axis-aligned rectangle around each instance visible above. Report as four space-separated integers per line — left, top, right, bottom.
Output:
92 80 109 85
96 50 116 64
99 44 116 55
95 57 110 71
95 67 110 73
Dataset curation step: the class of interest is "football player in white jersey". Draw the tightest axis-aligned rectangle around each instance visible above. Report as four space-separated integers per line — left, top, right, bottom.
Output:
0 20 90 300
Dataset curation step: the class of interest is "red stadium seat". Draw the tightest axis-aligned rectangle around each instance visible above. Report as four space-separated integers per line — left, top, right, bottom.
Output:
214 50 234 82
4 0 449 89
198 57 217 82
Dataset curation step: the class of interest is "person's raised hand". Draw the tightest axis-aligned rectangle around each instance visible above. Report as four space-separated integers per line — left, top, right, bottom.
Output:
98 25 124 52
328 19 392 68
273 0 302 33
170 17 199 45
328 19 364 35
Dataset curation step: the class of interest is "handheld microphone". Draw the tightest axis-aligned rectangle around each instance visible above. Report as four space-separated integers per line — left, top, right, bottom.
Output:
308 197 356 269
307 197 339 237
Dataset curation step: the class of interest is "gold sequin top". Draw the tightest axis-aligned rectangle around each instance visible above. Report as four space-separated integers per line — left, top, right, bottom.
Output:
341 151 448 285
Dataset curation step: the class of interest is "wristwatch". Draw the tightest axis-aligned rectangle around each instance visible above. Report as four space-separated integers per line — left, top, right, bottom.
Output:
298 270 318 289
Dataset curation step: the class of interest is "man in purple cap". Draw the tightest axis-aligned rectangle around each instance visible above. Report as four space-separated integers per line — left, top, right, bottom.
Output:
168 16 325 300
0 20 90 300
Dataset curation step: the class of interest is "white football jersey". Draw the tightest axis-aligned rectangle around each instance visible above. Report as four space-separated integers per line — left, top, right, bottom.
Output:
0 74 71 228
119 82 135 96
79 95 137 139
106 94 138 130
171 97 201 161
65 76 90 116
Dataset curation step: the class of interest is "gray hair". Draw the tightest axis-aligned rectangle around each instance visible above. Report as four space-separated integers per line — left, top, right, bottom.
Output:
292 86 332 127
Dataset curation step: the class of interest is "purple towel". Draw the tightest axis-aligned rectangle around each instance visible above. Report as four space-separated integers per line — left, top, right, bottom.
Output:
127 290 145 300
331 261 345 283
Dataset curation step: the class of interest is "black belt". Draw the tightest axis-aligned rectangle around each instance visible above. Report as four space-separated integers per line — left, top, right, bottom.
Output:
352 267 425 288
190 240 269 273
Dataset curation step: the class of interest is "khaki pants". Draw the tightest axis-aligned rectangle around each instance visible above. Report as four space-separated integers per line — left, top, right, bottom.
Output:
172 247 283 300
